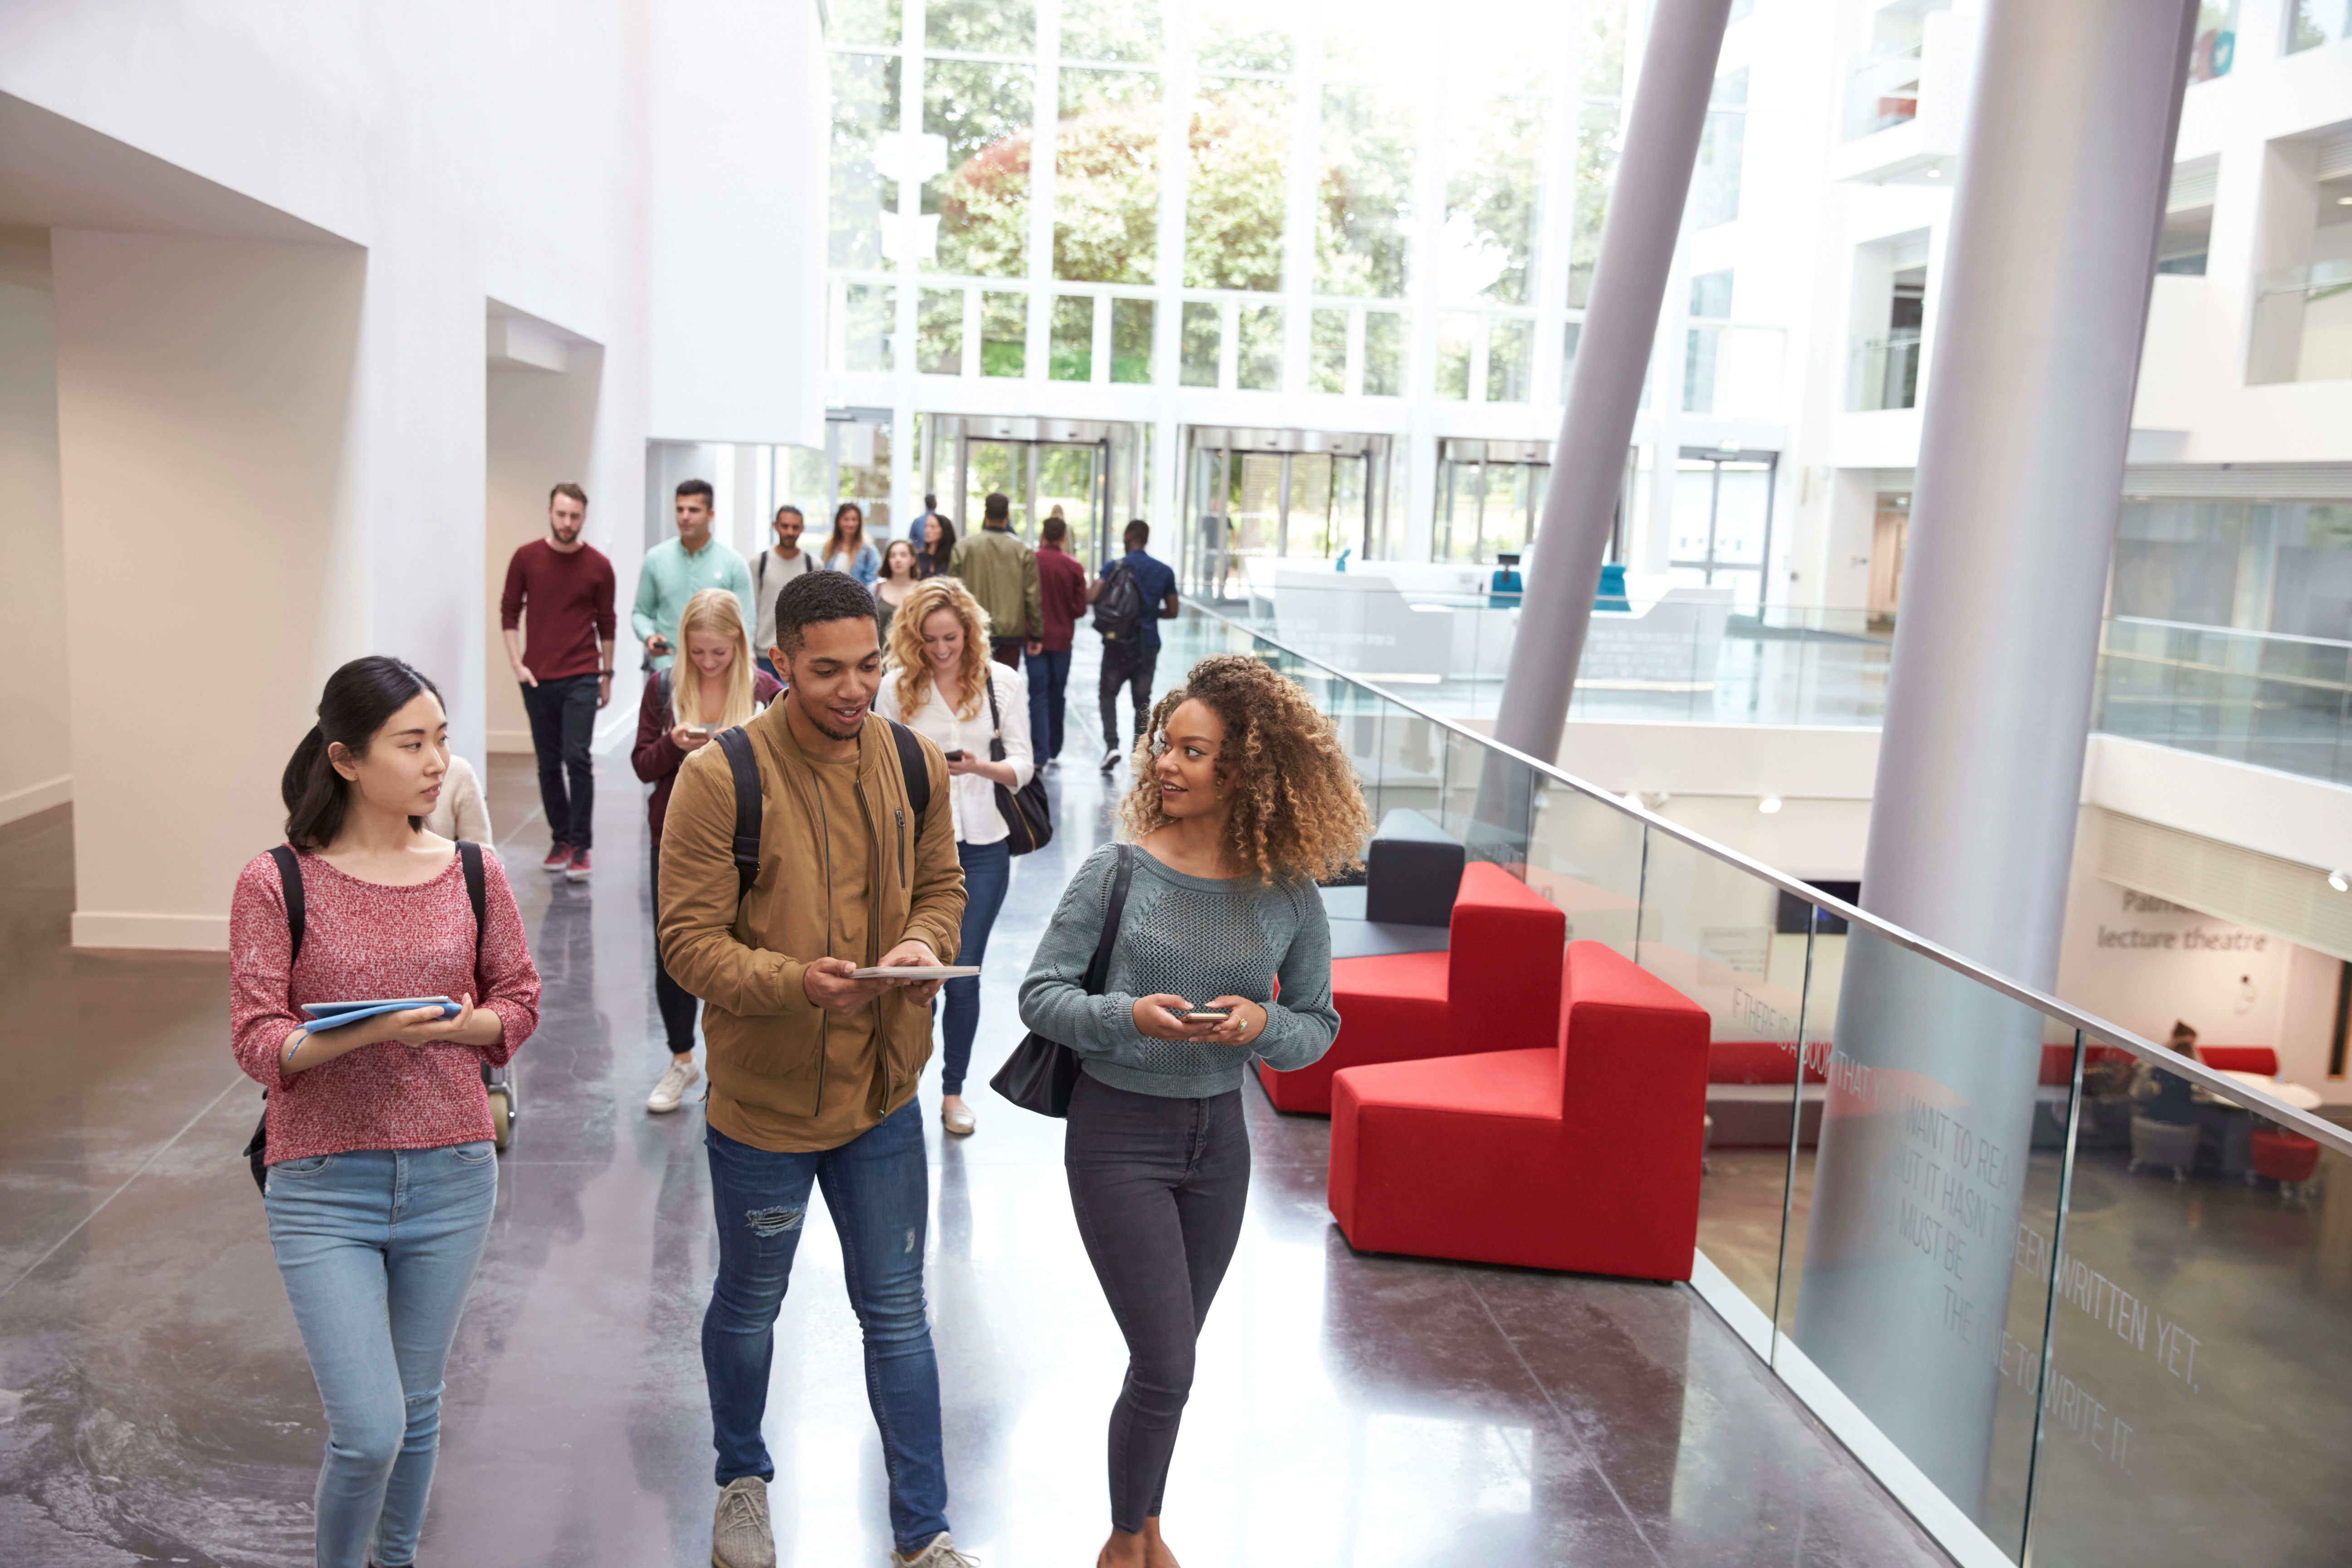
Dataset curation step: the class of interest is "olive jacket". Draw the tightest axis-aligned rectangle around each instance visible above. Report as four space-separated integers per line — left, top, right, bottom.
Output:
657 698 965 1149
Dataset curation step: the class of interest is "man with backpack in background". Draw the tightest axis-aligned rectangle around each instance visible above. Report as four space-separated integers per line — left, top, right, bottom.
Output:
947 491 1041 668
1090 519 1179 772
656 570 973 1568
1025 513 1089 767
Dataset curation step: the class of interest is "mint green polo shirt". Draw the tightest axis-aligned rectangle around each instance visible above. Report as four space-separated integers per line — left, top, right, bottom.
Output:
632 536 755 671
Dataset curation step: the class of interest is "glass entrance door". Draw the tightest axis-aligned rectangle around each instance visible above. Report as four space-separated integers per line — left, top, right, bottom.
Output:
1669 446 1779 611
1179 427 1393 599
1434 440 1553 563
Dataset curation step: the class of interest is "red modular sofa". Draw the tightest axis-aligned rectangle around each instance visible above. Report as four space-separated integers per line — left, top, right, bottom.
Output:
1328 941 1712 1280
1259 862 1565 1115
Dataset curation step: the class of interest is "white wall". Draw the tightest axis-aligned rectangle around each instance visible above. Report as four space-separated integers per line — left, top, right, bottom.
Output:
0 231 68 825
0 0 823 948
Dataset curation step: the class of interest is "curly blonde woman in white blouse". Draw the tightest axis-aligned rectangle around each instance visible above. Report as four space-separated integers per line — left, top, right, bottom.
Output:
874 576 1033 1136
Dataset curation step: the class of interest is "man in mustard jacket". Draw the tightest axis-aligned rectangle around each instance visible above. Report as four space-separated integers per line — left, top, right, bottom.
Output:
658 570 972 1568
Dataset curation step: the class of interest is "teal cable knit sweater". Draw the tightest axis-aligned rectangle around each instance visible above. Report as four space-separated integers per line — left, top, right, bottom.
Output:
1016 844 1340 1099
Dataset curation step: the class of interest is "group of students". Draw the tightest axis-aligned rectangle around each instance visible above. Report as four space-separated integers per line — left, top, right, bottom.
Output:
230 486 1372 1568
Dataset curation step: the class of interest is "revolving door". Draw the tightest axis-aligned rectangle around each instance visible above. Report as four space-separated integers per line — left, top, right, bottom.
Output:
1179 426 1394 601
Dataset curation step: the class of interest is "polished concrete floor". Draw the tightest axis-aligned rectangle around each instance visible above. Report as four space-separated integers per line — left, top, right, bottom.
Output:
0 651 1954 1568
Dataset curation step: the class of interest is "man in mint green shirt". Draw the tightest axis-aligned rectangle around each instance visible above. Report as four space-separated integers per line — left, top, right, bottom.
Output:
633 478 755 672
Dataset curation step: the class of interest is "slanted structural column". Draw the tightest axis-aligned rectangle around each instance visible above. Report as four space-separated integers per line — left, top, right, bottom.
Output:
1794 0 2200 1522
1487 0 1735 770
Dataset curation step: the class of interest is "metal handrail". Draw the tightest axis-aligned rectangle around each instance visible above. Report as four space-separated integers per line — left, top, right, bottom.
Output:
1183 600 2352 1157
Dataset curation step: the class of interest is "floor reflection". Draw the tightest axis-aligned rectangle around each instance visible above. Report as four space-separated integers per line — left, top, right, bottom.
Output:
0 641 1948 1567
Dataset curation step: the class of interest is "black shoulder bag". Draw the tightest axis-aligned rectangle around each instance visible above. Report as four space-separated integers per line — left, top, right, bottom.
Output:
983 671 1052 856
991 844 1132 1117
242 841 486 1193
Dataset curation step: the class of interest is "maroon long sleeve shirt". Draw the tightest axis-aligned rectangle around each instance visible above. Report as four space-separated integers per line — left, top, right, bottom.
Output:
500 539 617 680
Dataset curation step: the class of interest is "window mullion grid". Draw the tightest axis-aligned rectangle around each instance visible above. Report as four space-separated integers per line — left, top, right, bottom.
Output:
1027 0 1061 383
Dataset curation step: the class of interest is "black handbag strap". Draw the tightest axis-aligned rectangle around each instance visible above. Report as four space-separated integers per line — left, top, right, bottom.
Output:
982 666 1008 763
1084 845 1135 995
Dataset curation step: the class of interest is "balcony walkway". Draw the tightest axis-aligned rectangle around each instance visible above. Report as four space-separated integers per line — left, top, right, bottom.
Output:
0 641 1951 1568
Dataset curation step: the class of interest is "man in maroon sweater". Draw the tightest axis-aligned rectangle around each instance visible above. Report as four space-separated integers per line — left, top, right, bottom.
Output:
1024 514 1091 764
500 483 617 881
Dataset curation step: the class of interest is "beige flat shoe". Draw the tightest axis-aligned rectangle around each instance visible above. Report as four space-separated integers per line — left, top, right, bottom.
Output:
941 1096 976 1136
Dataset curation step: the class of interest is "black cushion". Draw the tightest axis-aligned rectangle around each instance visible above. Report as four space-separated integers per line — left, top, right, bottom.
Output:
1363 809 1465 928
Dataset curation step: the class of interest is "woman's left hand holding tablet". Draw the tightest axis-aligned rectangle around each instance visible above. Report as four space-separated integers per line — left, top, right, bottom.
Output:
385 993 475 1048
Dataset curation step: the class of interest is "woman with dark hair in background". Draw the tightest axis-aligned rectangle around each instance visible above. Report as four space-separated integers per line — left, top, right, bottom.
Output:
875 538 922 644
822 501 882 585
1018 654 1366 1568
916 511 956 579
229 656 540 1568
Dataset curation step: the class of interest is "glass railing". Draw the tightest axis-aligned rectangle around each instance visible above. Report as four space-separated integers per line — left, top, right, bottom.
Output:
1849 328 1922 411
2093 616 2352 786
2247 259 2352 385
1844 44 1923 140
1166 598 2352 1568
1228 584 1891 726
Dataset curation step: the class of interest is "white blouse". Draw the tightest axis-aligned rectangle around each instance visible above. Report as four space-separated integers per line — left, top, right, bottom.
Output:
874 661 1035 846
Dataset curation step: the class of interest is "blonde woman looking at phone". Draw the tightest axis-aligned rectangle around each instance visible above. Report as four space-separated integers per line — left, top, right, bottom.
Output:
634 588 783 1114
873 576 1033 1137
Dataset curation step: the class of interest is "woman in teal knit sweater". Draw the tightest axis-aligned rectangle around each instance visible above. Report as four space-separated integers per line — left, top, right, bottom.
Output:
1018 654 1372 1568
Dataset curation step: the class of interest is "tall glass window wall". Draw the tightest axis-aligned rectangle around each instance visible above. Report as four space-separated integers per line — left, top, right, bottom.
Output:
825 0 1679 408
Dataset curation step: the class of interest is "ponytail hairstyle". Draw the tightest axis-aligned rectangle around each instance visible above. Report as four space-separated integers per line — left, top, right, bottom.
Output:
282 656 445 852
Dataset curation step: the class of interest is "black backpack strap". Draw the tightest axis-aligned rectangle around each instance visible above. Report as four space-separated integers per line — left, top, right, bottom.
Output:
715 727 764 904
270 844 305 963
456 840 487 965
888 719 931 828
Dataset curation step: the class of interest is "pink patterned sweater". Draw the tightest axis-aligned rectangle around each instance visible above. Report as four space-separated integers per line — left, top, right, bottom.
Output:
230 848 541 1163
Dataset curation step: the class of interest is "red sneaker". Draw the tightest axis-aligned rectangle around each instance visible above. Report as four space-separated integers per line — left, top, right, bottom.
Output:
565 847 592 882
541 841 571 872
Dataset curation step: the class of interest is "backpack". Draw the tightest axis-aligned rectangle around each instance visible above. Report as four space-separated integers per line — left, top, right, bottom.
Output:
1093 561 1143 642
241 841 487 1194
712 720 931 905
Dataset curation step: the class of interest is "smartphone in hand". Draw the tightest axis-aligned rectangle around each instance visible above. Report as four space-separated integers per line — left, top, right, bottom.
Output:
1185 1008 1232 1020
942 749 966 762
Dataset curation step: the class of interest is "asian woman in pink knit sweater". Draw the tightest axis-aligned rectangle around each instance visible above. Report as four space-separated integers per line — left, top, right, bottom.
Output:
230 657 540 1568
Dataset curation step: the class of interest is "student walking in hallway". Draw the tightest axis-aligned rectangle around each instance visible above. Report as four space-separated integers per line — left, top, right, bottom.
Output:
876 577 1034 1138
1028 512 1089 766
633 589 782 1114
1091 520 1179 773
230 657 541 1568
633 478 754 677
1019 655 1365 1568
500 481 615 882
820 500 882 584
657 572 975 1568
949 491 1041 668
751 503 816 678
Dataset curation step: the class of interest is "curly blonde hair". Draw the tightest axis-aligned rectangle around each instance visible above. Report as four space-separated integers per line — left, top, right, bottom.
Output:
1118 654 1373 883
886 576 994 720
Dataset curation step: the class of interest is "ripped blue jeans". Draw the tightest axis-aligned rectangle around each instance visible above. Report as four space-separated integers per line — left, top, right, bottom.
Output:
702 1102 949 1551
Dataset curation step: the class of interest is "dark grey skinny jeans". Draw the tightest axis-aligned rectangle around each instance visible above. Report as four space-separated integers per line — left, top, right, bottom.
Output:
1064 1071 1250 1536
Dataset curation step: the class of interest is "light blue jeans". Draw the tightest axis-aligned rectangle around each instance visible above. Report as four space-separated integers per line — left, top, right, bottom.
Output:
264 1144 499 1568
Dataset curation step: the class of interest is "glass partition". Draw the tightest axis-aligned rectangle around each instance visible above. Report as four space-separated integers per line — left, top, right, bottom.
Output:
1164 599 2352 1568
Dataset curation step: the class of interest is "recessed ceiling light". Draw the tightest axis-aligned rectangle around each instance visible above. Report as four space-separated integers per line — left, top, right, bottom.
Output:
1926 167 1941 178
1759 797 1784 814
2339 196 2352 206
2331 868 2349 893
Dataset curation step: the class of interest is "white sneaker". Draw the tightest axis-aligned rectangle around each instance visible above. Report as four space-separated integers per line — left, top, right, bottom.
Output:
647 1057 699 1113
712 1476 776 1568
891 1533 979 1568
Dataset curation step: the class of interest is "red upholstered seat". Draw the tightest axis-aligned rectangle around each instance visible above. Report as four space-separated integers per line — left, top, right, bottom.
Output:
1328 941 1712 1280
2199 1045 2278 1076
2252 1127 2322 1185
1260 862 1565 1113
